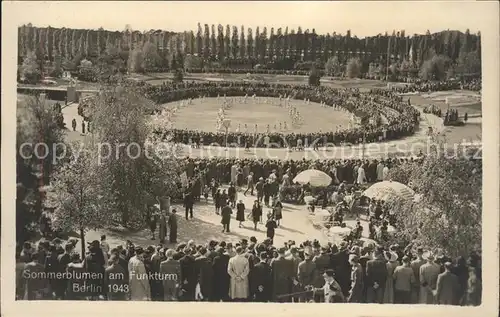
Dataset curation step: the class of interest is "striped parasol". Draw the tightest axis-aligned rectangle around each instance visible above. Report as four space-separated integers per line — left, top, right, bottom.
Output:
362 180 415 201
293 169 332 187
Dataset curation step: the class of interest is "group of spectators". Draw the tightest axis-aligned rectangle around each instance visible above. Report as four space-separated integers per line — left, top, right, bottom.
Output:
423 105 443 117
390 79 481 94
143 81 420 148
16 233 482 305
174 156 415 202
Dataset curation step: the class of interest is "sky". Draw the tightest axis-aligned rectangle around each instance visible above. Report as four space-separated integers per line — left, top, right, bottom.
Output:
4 1 497 37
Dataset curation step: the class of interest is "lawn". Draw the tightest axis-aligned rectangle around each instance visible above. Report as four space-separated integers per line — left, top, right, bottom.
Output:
163 97 356 134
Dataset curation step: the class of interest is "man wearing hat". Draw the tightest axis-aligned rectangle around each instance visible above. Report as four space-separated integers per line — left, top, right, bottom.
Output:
298 248 318 302
195 247 214 301
393 256 416 304
286 247 302 302
419 251 441 304
410 247 425 303
128 247 151 301
83 240 106 299
317 269 345 303
434 262 460 305
365 247 388 304
104 254 128 301
251 251 272 302
52 238 65 255
160 249 182 301
271 247 294 302
179 248 197 301
334 241 352 298
255 177 265 203
212 247 230 302
348 254 364 303
221 203 233 233
236 199 246 228
228 246 250 301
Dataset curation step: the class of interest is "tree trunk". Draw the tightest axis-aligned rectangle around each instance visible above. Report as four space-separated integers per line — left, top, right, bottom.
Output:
80 228 85 259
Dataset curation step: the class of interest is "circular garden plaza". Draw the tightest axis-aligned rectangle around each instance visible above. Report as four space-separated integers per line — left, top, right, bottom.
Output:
55 78 481 248
17 76 482 303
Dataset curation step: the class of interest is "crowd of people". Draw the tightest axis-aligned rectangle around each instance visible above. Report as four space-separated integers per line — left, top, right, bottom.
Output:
19 151 483 304
17 231 482 304
423 104 442 117
173 156 416 201
389 79 481 94
143 81 420 148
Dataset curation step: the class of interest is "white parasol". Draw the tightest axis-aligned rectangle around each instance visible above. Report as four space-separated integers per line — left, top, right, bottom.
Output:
293 169 332 187
362 180 415 201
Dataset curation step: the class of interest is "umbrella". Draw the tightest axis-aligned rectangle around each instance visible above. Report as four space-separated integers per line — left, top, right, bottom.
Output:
362 180 415 202
293 169 332 187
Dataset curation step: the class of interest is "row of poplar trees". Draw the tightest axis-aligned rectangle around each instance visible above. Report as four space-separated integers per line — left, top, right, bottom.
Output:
18 23 481 67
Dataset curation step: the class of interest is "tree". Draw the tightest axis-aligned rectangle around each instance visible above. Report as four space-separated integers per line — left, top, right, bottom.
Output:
308 66 321 86
184 54 204 70
456 50 481 78
142 41 161 72
49 147 113 257
20 51 41 83
128 47 144 73
254 26 260 60
217 24 224 61
195 23 203 56
51 51 63 78
85 30 92 57
17 94 66 182
387 148 481 257
231 26 239 59
224 25 231 60
210 25 217 59
247 28 254 60
268 27 275 60
419 54 451 81
324 56 341 76
203 24 210 60
173 68 184 83
346 57 362 78
16 94 66 245
239 26 246 59
260 27 268 61
46 26 53 61
88 81 181 228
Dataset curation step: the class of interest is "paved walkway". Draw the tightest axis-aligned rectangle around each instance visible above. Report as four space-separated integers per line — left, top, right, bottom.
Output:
81 186 368 251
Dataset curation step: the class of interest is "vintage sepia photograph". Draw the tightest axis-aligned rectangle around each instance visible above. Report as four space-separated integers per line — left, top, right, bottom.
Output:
2 1 499 315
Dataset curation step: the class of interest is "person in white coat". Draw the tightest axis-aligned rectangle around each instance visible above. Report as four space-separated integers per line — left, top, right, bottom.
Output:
227 246 250 301
376 161 385 182
357 165 367 184
128 247 151 301
419 252 441 304
382 165 390 181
